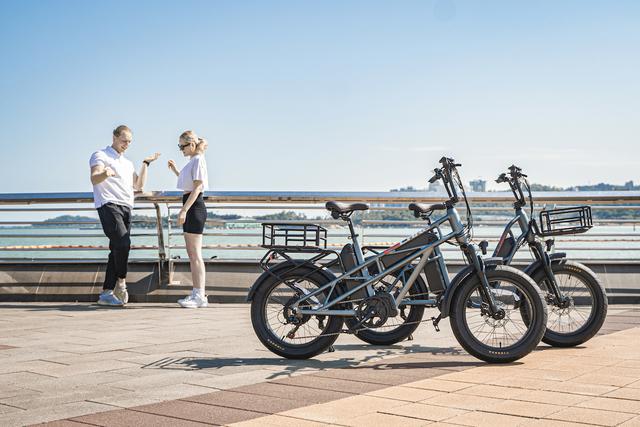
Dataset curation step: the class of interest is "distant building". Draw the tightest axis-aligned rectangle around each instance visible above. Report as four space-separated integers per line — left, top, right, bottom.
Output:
469 179 486 192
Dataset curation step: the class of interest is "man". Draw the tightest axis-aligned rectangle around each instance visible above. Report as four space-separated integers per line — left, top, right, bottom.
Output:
90 125 160 306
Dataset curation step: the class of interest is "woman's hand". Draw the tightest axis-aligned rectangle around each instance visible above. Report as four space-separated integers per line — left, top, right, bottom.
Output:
168 159 178 172
144 152 161 164
177 208 187 226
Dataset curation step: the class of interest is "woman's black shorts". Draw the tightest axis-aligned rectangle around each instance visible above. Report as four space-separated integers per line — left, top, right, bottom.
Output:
182 192 207 234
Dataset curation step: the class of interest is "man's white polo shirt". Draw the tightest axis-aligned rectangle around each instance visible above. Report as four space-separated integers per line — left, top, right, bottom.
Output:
89 146 135 209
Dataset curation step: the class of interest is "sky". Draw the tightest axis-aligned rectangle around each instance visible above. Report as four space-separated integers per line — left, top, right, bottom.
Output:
1 0 639 195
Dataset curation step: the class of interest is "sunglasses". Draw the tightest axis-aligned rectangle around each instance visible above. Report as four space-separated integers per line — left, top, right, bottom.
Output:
178 143 191 151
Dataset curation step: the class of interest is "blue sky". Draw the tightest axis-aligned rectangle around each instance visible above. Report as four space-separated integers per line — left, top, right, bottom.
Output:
1 0 639 194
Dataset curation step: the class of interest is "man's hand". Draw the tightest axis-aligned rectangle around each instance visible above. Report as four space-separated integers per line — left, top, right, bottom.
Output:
91 165 116 185
178 209 187 226
144 152 161 164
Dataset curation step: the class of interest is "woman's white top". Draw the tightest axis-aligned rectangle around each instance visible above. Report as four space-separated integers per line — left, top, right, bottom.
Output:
177 154 209 192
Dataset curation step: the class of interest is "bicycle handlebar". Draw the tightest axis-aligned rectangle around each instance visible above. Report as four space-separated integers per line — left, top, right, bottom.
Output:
428 169 441 183
495 173 509 184
496 164 531 208
428 156 462 204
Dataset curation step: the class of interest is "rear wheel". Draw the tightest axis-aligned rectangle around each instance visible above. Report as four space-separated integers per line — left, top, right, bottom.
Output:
250 264 344 359
449 266 547 363
533 260 607 347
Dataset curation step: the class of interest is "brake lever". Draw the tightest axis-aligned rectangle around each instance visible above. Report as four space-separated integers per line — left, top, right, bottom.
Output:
428 168 441 183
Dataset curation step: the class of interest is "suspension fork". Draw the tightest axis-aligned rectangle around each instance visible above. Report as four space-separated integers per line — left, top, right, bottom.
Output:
529 241 567 305
465 245 504 318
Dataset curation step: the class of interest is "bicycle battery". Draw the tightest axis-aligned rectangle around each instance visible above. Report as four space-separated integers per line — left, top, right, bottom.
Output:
495 235 516 259
423 254 450 294
339 243 368 300
380 231 438 269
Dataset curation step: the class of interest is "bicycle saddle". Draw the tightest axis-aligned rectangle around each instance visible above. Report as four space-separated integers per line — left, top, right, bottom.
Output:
325 201 369 216
408 203 447 217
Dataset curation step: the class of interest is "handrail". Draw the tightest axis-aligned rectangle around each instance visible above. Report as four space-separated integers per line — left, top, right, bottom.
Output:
0 191 638 263
1 190 640 205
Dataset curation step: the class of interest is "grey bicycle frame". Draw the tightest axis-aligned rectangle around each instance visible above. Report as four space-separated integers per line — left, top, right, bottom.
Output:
292 205 473 317
495 199 567 303
494 207 534 263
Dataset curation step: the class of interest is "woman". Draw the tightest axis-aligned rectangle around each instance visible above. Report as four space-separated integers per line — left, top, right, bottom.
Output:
168 130 209 308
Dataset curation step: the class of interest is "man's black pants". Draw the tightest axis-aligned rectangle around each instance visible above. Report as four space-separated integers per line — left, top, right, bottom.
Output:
97 203 132 290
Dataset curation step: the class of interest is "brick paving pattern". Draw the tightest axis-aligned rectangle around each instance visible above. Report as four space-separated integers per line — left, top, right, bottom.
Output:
0 303 637 426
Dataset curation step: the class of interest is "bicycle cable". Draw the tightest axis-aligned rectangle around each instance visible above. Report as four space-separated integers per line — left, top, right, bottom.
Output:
453 168 474 243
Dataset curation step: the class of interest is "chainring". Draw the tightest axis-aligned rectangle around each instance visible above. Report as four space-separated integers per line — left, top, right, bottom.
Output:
354 293 398 328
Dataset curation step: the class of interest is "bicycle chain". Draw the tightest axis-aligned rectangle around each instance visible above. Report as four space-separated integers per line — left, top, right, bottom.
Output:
278 290 433 340
284 317 438 340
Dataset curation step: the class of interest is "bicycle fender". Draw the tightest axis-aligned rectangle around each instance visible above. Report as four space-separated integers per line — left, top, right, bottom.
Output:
522 252 567 277
439 258 502 319
246 260 335 301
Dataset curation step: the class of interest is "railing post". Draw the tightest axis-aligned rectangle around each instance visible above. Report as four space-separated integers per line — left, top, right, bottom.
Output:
153 202 166 261
153 202 169 287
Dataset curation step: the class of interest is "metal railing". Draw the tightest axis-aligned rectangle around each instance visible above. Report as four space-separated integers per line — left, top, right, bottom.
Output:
0 190 639 262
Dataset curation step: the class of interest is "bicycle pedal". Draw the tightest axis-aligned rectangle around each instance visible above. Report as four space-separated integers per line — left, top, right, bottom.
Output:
431 315 441 332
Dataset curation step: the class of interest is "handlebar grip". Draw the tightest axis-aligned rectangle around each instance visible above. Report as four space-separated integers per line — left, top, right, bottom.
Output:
428 168 441 183
439 156 459 167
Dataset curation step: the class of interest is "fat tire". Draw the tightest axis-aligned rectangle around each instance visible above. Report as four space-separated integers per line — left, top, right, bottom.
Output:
449 266 547 363
533 260 607 347
250 265 344 359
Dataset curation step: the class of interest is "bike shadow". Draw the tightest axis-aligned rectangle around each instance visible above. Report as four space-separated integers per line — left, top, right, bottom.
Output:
140 343 486 378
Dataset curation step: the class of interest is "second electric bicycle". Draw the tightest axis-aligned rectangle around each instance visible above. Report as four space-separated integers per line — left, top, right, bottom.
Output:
492 165 607 347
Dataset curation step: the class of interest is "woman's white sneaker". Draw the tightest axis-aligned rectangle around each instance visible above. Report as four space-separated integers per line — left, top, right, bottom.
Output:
178 293 208 308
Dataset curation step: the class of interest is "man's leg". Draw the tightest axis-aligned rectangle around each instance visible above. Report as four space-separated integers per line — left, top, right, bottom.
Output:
112 205 131 281
111 205 131 303
97 204 125 305
103 250 117 290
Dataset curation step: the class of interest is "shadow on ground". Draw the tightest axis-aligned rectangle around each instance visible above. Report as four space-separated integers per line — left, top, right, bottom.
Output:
140 343 480 378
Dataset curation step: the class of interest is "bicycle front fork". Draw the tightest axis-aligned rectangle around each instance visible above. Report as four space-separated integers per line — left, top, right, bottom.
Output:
465 245 506 319
530 242 570 307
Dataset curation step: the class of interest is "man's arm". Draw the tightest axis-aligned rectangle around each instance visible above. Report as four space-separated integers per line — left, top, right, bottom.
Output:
91 165 115 185
133 152 161 191
133 167 145 192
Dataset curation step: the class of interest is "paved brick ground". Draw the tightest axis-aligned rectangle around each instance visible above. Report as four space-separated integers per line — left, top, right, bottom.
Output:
0 303 637 426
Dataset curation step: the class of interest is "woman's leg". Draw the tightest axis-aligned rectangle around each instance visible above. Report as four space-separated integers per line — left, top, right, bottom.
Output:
184 232 205 294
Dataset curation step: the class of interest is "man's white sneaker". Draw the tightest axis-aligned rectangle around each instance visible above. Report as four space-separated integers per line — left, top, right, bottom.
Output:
97 290 124 307
178 293 208 308
114 285 129 304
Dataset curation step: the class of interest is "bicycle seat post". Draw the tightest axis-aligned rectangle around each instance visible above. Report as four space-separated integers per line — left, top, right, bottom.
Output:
342 214 366 264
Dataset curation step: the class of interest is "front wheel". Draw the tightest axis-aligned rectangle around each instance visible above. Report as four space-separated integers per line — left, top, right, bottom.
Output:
533 260 608 347
449 266 547 363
